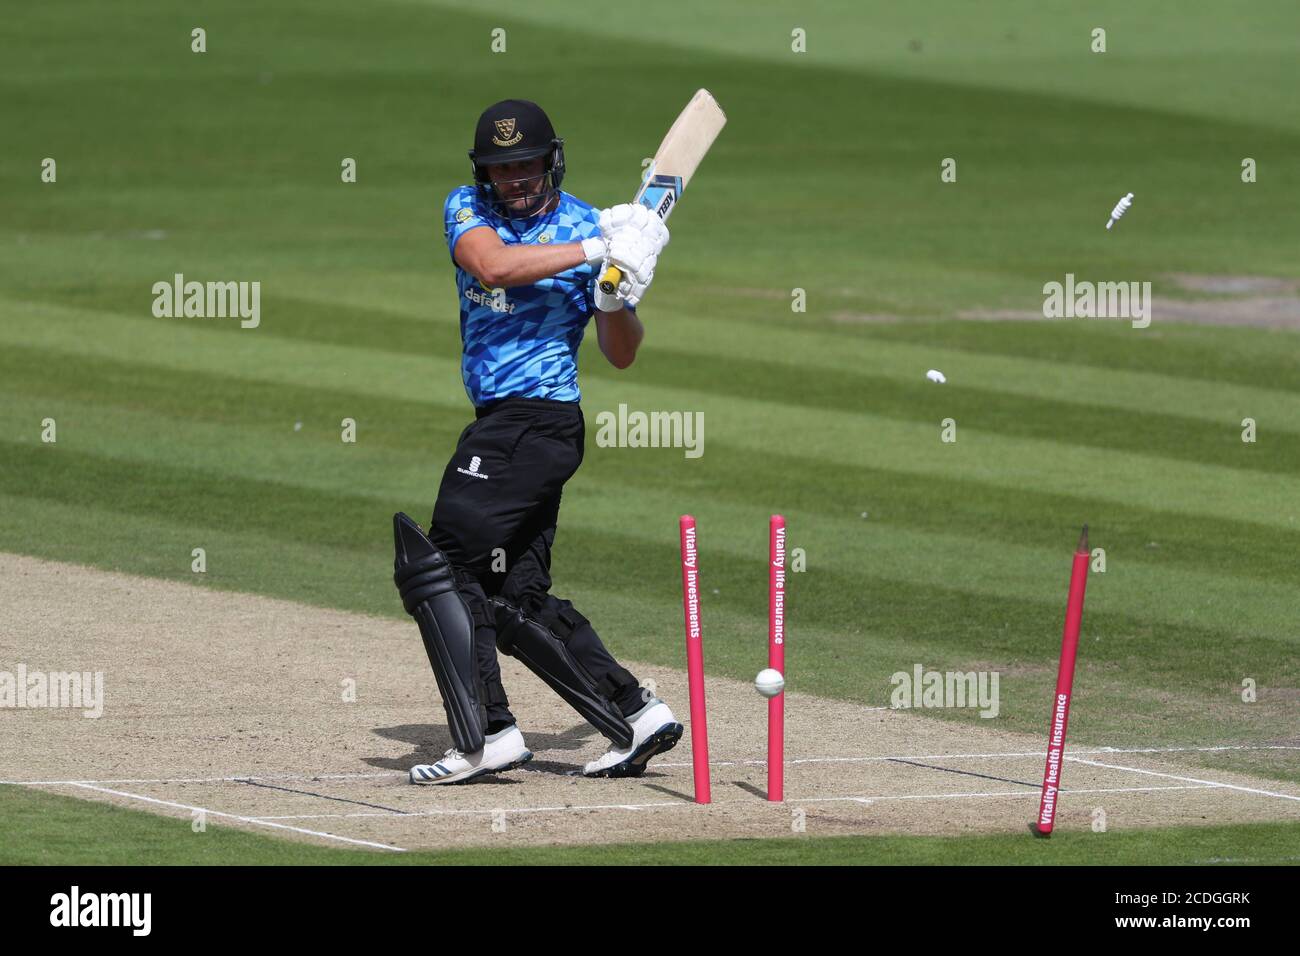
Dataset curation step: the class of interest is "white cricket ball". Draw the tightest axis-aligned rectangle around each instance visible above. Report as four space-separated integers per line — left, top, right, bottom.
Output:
755 668 785 698
926 369 946 384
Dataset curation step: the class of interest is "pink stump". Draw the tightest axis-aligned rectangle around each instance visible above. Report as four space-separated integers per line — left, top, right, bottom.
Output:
680 515 710 804
1033 525 1091 836
768 514 786 801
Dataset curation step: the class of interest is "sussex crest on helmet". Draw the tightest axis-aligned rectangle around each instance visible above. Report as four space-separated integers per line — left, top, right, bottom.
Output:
492 118 523 147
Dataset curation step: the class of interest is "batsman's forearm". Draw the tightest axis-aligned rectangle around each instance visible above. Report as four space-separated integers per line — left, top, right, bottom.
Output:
477 242 588 288
595 307 644 369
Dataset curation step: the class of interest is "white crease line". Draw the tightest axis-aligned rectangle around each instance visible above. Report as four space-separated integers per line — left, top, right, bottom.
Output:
1088 745 1300 754
1060 785 1215 796
63 782 406 851
653 743 1300 770
252 799 690 820
245 783 1216 821
2 744 1294 787
1066 758 1300 803
795 784 1216 805
0 771 405 786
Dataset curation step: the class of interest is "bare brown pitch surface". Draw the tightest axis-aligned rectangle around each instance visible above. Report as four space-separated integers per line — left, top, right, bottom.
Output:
2 553 1297 852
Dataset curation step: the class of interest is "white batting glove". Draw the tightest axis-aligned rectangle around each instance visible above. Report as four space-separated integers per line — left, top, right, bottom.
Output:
621 273 651 308
592 261 650 310
640 216 669 256
607 228 658 287
599 204 670 254
594 273 651 310
592 281 623 313
580 236 607 266
592 265 652 312
592 270 653 310
599 204 648 242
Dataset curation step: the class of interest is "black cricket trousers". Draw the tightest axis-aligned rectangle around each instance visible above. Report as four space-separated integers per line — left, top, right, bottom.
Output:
427 397 642 729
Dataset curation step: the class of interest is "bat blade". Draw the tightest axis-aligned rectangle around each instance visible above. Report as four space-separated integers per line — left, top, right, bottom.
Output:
598 89 726 295
643 88 727 212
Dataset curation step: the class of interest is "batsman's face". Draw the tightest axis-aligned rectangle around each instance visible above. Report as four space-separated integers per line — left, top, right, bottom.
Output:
488 158 547 214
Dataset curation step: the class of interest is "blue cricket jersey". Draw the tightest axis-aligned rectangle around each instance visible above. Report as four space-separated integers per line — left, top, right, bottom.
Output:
445 185 628 407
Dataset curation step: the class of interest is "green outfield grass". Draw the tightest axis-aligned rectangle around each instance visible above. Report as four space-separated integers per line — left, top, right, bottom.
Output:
2 785 1296 865
2 0 1298 861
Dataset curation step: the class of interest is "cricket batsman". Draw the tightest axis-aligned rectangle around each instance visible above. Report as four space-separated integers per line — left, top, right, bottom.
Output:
393 99 682 784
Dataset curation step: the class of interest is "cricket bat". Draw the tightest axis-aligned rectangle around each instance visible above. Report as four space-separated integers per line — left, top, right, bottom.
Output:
598 89 727 295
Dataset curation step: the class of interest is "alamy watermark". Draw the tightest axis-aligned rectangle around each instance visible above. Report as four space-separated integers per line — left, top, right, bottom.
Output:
594 403 703 458
0 665 104 718
50 886 150 936
1043 273 1150 328
889 664 999 718
152 273 260 328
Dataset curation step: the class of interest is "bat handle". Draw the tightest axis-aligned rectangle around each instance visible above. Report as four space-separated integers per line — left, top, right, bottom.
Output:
598 264 622 295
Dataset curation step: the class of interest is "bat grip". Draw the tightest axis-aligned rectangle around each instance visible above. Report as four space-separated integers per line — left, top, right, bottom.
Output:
598 264 622 295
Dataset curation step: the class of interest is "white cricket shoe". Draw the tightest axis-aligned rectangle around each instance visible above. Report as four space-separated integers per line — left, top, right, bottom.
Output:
409 724 533 785
582 699 683 778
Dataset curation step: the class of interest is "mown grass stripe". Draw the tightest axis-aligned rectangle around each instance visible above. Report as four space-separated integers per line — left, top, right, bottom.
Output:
579 377 1300 531
7 362 1300 594
7 361 1300 581
0 298 469 409
244 273 1300 419
5 430 1298 645
8 385 1300 594
53 272 1298 446
10 321 1297 484
830 319 1300 394
6 303 1300 528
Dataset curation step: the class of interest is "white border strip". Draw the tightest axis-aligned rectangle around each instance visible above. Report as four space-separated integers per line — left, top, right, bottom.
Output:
248 783 1216 822
1066 757 1300 803
3 744 1293 787
65 782 406 851
666 744 1300 770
